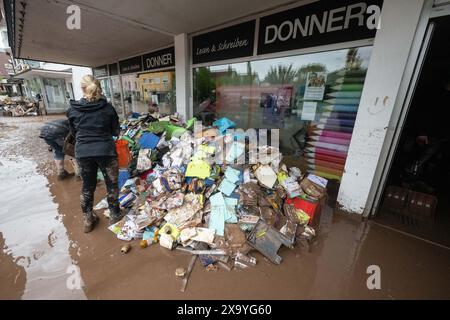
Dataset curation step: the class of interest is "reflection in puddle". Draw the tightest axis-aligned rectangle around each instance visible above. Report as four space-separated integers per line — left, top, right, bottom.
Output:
0 157 86 299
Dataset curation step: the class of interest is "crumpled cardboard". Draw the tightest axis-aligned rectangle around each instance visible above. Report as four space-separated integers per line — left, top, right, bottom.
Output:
254 165 277 189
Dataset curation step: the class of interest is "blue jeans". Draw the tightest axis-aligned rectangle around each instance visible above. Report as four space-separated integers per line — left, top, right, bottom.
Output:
43 138 65 160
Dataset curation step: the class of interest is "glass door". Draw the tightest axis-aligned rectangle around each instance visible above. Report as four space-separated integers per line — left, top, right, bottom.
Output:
121 74 147 114
99 78 112 102
374 16 450 247
42 78 68 111
110 76 124 117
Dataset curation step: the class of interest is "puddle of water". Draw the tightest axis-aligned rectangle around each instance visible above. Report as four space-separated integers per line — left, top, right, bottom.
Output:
0 157 86 299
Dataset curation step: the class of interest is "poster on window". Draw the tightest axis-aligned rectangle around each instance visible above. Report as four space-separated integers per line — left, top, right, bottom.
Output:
301 101 317 121
304 72 327 101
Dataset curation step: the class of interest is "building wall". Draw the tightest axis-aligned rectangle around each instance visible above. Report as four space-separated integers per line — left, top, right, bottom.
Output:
39 62 92 100
0 52 11 78
137 71 173 95
337 0 426 215
0 26 9 51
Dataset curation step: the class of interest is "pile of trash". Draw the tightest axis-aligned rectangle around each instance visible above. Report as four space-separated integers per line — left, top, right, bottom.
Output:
95 112 328 289
0 96 39 117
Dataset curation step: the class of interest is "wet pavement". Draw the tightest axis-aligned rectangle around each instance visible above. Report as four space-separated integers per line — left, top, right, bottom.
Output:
0 115 449 300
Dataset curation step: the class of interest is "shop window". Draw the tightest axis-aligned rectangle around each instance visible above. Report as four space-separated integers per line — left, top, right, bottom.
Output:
137 71 176 116
193 46 372 182
99 78 112 102
110 77 124 117
42 78 68 110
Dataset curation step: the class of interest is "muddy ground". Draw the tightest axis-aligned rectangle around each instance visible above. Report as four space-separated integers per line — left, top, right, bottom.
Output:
0 115 449 300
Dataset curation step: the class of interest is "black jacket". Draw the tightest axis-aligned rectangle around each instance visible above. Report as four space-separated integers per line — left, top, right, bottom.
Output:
67 97 120 158
39 119 69 147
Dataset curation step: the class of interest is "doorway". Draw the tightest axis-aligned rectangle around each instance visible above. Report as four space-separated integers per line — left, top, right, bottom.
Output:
42 77 69 111
374 16 450 247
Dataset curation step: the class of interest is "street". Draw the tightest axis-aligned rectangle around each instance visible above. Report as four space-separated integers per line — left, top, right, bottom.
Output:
1 115 449 300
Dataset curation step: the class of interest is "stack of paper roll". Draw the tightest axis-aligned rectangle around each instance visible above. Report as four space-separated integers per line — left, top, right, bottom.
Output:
304 69 366 181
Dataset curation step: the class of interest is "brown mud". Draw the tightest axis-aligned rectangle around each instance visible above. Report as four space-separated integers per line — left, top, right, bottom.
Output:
0 116 449 299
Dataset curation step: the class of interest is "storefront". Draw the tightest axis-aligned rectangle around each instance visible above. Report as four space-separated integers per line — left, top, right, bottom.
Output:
366 1 450 246
189 0 383 201
92 46 176 117
5 0 447 221
15 68 73 113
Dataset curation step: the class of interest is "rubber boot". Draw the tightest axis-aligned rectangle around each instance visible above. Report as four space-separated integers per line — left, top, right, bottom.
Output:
83 211 99 233
55 159 70 180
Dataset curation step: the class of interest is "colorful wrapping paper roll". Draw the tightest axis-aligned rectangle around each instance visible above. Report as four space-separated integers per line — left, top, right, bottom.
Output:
311 129 353 140
306 158 345 171
303 68 367 180
306 141 349 153
305 152 347 165
336 70 367 77
317 118 356 127
313 170 342 181
305 147 348 159
321 111 357 119
324 98 361 105
308 135 351 146
330 84 364 92
312 123 354 133
322 105 359 113
327 91 362 98
335 77 365 84
308 164 344 176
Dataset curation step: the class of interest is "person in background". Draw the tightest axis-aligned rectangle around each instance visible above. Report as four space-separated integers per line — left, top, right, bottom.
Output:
35 92 47 115
148 102 159 117
67 75 121 233
39 119 78 180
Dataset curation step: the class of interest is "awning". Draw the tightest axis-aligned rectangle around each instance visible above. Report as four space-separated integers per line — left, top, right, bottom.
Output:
13 68 72 80
4 0 296 67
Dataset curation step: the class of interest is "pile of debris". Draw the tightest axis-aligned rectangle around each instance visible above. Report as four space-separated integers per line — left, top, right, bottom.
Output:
0 96 39 117
95 112 328 290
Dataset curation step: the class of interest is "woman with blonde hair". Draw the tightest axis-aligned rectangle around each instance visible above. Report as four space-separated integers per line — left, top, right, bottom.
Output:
67 75 121 233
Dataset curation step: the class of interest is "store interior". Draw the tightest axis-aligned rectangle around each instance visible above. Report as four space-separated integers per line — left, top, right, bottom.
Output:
375 16 450 247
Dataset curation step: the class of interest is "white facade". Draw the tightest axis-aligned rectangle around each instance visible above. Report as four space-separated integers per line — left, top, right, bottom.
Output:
38 62 92 100
337 0 427 215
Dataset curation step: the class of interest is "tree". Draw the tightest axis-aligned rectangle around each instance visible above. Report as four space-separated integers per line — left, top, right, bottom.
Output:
193 67 215 103
264 64 297 85
296 63 327 84
345 48 363 70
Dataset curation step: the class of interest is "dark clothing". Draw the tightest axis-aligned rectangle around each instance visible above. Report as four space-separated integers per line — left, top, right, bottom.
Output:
43 138 65 160
67 97 120 158
39 119 69 147
78 156 120 219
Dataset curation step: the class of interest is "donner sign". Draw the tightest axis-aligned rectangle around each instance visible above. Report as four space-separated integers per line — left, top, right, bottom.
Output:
257 0 383 55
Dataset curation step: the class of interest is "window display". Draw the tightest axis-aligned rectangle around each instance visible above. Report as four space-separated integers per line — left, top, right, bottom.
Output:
193 46 372 181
